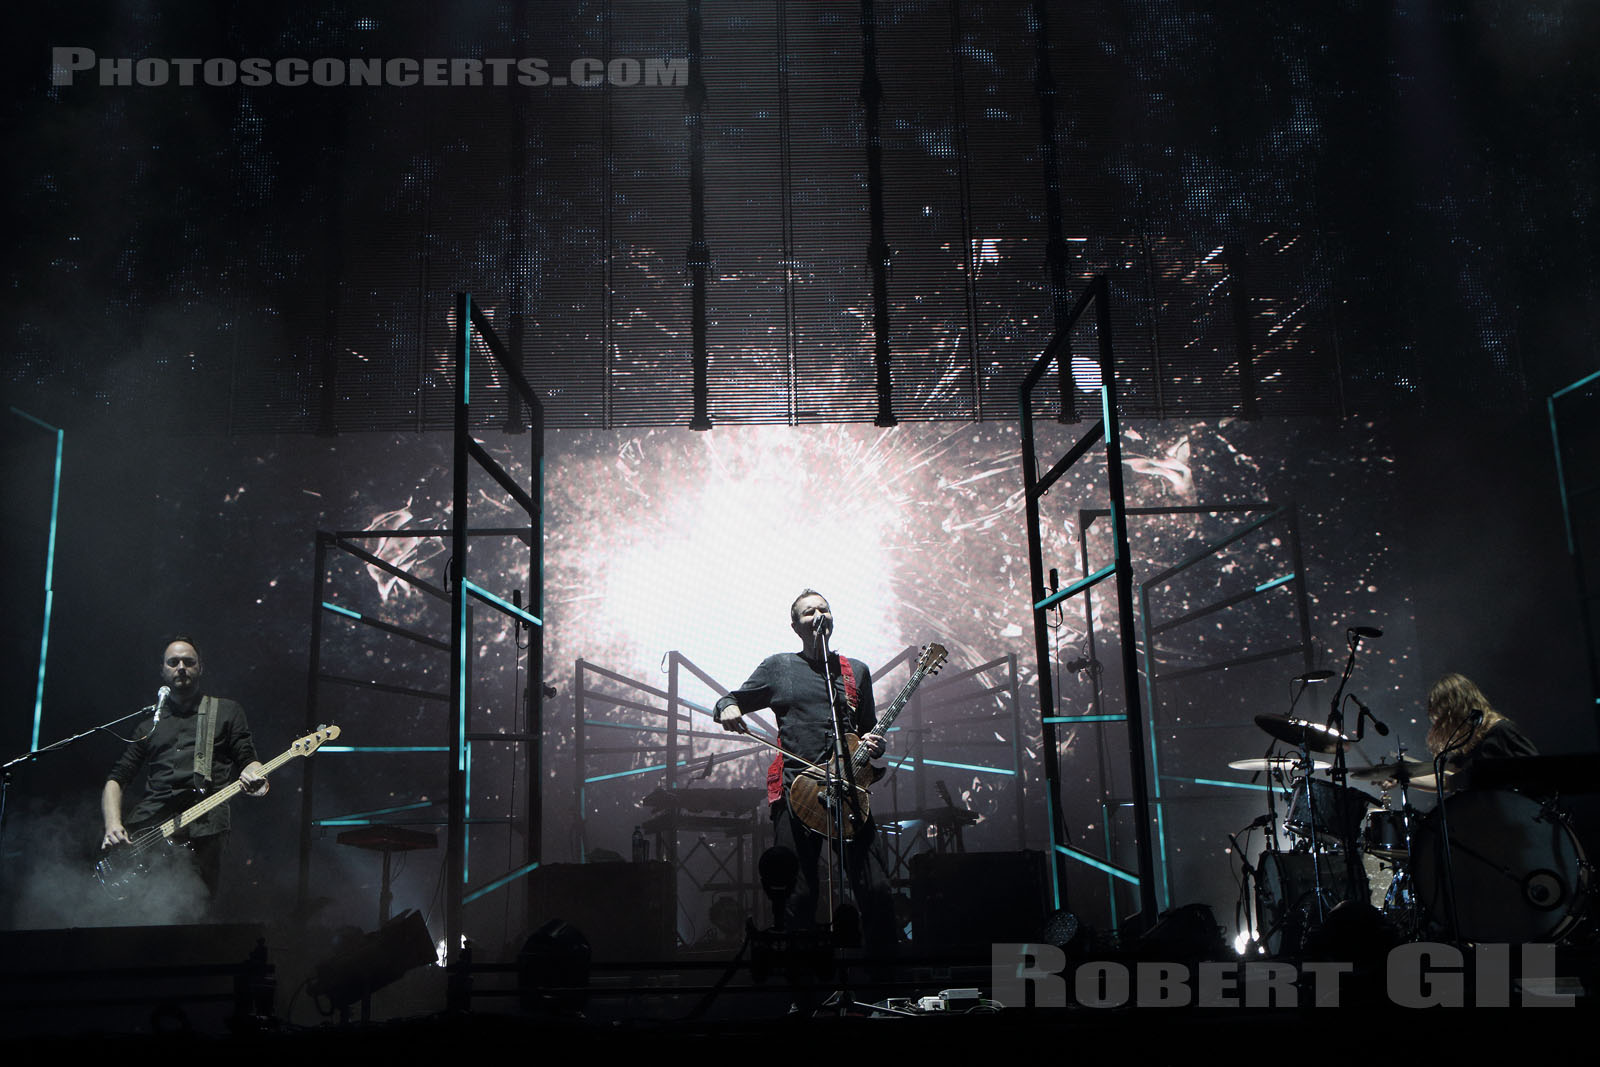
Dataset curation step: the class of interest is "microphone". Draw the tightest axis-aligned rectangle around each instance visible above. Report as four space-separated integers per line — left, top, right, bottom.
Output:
1349 626 1383 639
154 685 171 725
1352 696 1390 736
812 613 832 634
1296 669 1335 683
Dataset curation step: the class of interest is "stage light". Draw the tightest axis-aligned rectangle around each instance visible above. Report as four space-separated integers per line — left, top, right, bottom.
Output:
308 909 435 1019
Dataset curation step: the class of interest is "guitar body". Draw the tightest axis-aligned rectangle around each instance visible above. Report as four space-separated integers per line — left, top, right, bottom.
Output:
783 644 947 841
786 734 875 840
95 827 196 898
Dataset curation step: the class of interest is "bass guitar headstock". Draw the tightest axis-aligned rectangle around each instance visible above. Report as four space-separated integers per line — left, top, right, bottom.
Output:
292 723 341 757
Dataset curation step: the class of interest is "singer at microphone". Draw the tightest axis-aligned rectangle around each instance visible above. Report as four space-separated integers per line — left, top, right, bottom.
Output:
710 588 897 951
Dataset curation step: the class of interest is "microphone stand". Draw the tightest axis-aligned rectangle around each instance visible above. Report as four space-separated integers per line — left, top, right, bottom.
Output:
1 707 155 871
1324 632 1370 918
1431 716 1477 945
810 622 888 1017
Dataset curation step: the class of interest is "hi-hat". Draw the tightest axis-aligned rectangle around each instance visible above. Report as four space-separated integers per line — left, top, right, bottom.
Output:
1253 715 1353 753
1227 755 1333 773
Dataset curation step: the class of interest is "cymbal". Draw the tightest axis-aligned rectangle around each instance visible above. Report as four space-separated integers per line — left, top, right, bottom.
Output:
1347 757 1432 783
1406 771 1453 793
1227 755 1333 773
1253 715 1353 753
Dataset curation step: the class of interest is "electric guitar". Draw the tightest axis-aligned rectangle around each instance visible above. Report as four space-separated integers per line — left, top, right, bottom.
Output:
95 724 340 897
786 644 947 839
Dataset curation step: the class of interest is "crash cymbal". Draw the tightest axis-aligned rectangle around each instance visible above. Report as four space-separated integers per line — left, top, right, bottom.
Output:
1348 757 1433 782
1227 755 1333 773
1406 771 1454 793
1253 715 1353 753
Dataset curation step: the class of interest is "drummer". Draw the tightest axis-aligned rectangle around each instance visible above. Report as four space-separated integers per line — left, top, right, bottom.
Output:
1423 672 1537 785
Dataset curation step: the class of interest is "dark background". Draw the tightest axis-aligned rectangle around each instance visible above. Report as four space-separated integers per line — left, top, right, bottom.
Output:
2 1 1596 953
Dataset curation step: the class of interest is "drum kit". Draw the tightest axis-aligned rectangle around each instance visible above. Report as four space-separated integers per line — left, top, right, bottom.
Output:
1237 635 1589 954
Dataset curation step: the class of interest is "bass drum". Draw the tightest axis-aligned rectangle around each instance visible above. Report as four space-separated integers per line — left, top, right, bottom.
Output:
1410 790 1589 943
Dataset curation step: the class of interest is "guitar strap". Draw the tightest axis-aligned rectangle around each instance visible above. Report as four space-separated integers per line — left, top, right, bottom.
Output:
769 654 858 805
194 695 218 792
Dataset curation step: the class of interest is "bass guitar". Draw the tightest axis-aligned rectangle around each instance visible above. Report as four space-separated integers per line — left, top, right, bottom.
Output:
786 644 947 839
95 724 340 897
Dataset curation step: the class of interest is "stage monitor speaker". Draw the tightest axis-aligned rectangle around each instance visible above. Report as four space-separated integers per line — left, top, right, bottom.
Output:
526 861 674 961
909 849 1046 952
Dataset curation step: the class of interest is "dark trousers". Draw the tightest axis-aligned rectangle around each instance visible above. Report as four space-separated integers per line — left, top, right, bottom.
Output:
769 800 896 952
188 832 226 900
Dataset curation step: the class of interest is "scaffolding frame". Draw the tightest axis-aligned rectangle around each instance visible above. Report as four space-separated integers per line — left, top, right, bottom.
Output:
1069 502 1314 919
298 294 544 953
1019 274 1159 927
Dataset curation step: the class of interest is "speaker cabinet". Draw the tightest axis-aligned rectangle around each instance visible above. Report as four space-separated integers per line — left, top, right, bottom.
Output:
526 861 675 961
909 850 1047 952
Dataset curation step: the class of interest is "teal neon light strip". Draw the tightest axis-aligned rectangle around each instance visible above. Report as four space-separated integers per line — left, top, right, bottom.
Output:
1549 395 1578 557
457 597 468 773
1102 808 1118 930
461 294 472 402
1055 843 1140 885
314 800 433 825
922 757 1015 776
463 860 541 905
1254 573 1294 593
1551 367 1600 400
463 579 542 627
1044 714 1127 723
585 763 667 783
464 740 472 883
1045 790 1062 910
1154 798 1171 909
322 601 362 621
322 746 450 753
583 719 672 733
1035 562 1116 611
11 409 63 753
1179 776 1274 793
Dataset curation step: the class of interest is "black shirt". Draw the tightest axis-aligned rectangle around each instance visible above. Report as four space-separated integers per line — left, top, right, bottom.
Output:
716 652 877 787
107 695 258 838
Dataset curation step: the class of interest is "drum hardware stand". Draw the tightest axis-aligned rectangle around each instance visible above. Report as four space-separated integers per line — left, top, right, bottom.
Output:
1322 625 1387 917
1429 714 1482 944
1284 670 1334 921
1392 760 1423 936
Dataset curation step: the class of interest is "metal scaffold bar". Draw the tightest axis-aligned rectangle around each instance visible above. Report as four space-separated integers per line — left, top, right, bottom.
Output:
1019 274 1158 927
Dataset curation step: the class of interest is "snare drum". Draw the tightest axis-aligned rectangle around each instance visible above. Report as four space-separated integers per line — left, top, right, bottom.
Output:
1361 809 1411 859
1410 789 1589 943
1286 776 1380 846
